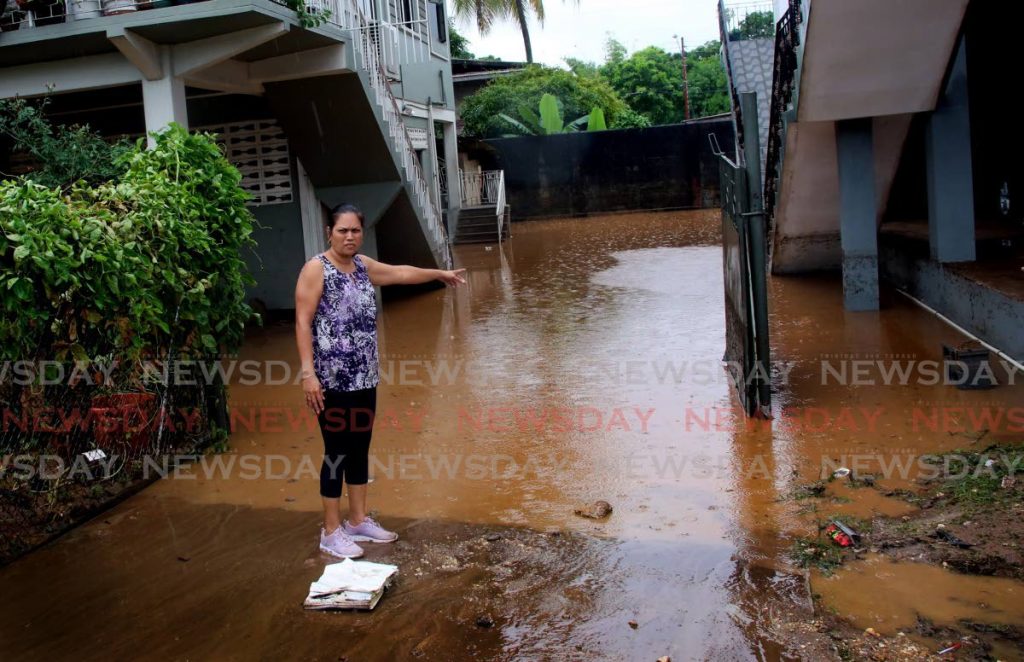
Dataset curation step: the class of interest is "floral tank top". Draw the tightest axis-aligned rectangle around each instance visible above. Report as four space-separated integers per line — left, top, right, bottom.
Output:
311 254 379 392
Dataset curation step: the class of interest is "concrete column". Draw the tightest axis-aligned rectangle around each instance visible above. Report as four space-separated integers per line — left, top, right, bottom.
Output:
441 120 459 210
440 119 461 235
141 48 188 148
835 117 879 311
926 35 975 263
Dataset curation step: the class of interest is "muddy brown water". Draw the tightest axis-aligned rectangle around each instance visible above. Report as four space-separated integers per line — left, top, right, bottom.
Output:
2 210 1023 660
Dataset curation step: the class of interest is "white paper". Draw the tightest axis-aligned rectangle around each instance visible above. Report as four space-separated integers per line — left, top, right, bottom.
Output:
308 558 398 597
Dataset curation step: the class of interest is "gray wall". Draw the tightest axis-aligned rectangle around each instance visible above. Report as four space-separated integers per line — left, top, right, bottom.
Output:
245 201 306 311
881 243 1024 361
485 118 735 219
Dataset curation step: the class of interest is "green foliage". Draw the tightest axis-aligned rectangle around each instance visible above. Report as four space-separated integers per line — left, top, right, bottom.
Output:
0 98 132 190
499 93 608 135
728 10 775 40
285 0 330 28
610 108 652 129
0 124 257 383
791 537 846 575
687 55 730 118
538 93 563 134
598 37 729 125
462 65 626 138
600 41 686 126
449 20 475 58
563 57 599 78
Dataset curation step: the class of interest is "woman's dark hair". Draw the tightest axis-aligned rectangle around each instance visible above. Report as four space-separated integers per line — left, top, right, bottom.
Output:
328 203 365 229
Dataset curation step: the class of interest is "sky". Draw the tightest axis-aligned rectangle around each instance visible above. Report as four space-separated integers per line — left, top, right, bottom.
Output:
447 0 727 67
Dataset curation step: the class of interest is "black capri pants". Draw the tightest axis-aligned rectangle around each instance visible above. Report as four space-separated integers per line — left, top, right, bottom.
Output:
317 386 377 498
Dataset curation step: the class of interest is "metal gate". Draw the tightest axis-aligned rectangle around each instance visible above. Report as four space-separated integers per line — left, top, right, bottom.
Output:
713 92 772 417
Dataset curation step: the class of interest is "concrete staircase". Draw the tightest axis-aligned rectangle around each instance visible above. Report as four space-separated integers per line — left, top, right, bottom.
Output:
454 205 511 244
350 24 452 268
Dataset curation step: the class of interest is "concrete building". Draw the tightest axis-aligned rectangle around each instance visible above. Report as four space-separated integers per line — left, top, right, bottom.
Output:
722 0 1024 360
0 0 462 311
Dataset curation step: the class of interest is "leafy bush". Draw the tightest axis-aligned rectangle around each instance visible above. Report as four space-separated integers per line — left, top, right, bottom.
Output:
0 98 132 190
461 65 627 138
611 108 653 130
0 124 257 380
499 93 608 135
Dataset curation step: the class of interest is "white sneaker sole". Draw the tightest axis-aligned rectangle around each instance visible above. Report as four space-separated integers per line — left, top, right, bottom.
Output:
346 533 399 544
319 544 364 559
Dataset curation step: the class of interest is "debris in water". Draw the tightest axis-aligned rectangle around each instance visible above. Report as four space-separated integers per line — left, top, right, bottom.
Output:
937 642 962 655
825 520 859 547
574 500 613 519
832 467 851 479
177 556 190 562
303 559 398 611
932 528 973 549
475 614 494 628
865 627 880 638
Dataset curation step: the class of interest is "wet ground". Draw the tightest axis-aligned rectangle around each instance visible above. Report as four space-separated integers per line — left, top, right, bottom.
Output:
2 210 1023 660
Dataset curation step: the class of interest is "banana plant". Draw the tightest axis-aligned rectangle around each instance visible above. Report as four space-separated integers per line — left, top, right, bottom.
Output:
499 93 607 135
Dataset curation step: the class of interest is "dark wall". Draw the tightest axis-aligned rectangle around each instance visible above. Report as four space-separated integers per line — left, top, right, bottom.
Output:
965 0 1024 223
483 118 734 220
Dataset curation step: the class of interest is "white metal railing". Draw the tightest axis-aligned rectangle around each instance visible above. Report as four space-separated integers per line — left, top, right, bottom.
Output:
495 170 506 242
459 170 504 206
4 0 431 77
349 3 450 266
459 169 507 241
1 0 155 28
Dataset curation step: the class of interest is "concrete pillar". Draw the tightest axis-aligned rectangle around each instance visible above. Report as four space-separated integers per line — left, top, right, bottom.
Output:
926 35 975 263
440 119 461 234
141 48 188 148
835 117 879 311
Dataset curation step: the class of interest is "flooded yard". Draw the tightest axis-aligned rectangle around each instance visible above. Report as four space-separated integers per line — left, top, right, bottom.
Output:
1 210 1021 660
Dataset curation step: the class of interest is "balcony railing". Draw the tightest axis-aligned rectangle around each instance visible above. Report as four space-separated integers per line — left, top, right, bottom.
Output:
2 0 433 72
459 170 504 207
763 0 803 238
721 0 774 42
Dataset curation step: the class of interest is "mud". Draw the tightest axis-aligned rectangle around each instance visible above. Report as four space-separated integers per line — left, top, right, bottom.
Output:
2 209 1024 660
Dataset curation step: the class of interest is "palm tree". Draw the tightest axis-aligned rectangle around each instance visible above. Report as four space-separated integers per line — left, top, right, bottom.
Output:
451 0 552 64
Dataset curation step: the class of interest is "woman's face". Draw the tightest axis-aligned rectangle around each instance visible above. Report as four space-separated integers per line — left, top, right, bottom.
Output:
329 212 363 257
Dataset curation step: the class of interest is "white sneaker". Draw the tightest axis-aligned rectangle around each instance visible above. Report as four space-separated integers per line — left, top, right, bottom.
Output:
343 516 399 543
319 526 364 558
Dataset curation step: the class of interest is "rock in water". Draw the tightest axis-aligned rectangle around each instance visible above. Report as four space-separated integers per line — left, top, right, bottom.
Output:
574 500 613 519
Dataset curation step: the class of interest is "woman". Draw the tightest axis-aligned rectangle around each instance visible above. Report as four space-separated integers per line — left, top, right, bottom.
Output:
295 203 466 559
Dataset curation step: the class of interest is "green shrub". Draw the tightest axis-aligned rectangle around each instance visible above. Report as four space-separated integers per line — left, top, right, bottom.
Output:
461 65 627 138
0 123 256 380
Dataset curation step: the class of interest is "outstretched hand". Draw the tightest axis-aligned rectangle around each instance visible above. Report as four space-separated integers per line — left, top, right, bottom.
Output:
438 268 467 287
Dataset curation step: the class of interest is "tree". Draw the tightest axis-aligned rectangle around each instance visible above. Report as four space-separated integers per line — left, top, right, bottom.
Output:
450 0 578 64
460 65 626 137
599 39 685 126
686 55 730 117
728 10 774 40
597 38 730 124
563 56 599 79
449 20 475 58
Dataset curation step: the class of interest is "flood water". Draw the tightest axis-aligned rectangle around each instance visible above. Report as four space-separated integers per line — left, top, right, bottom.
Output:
1 210 1022 660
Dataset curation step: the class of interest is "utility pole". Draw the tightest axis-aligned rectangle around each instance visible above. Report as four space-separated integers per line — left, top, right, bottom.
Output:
674 35 691 121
